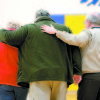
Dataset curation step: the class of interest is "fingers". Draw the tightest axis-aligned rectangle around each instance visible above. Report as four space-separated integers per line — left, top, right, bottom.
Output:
40 25 49 31
73 79 79 84
40 25 47 32
40 26 46 29
73 75 82 84
41 30 46 32
41 24 52 28
74 79 80 84
40 26 45 29
40 24 55 34
50 24 53 28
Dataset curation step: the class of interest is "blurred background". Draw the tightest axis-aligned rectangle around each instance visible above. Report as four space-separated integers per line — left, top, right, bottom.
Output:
0 0 100 99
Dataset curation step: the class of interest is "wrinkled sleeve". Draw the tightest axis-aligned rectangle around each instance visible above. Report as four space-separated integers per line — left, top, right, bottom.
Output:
57 30 90 47
0 25 28 46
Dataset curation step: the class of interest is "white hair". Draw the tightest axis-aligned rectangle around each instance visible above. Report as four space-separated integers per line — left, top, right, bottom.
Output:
6 22 21 29
86 12 100 25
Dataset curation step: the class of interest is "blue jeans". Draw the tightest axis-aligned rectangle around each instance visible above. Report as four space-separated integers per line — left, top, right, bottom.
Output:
0 84 29 100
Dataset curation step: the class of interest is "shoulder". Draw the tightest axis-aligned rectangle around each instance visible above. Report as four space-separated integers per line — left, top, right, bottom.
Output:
21 24 35 27
21 24 38 30
52 23 72 32
82 29 92 36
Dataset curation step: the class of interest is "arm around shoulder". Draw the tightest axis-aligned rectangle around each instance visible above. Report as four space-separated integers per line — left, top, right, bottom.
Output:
0 25 28 46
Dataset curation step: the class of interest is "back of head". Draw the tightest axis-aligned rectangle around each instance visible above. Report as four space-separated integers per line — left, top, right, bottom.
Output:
86 12 100 25
35 9 50 19
7 22 21 31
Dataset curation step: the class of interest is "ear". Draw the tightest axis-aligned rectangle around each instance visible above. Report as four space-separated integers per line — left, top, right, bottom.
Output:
87 20 92 28
88 20 91 25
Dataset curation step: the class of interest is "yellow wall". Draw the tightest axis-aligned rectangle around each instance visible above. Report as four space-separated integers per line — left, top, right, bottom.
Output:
65 15 86 34
68 84 78 91
65 15 86 91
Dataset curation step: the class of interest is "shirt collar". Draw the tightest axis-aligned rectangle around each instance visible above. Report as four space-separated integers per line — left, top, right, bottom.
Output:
91 27 100 29
34 16 55 23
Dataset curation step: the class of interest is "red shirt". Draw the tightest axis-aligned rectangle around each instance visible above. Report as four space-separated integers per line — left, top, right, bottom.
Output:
0 42 18 86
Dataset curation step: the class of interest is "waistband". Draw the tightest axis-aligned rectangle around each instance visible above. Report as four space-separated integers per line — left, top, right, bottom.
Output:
82 72 100 80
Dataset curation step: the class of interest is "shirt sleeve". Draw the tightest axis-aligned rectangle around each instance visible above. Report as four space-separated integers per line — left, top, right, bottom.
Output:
0 25 28 46
56 30 90 47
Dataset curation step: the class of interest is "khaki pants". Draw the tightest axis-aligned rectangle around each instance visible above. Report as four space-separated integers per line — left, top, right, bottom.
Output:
28 81 67 100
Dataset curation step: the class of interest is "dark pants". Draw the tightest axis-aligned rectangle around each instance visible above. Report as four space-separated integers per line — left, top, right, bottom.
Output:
77 73 100 100
0 85 29 100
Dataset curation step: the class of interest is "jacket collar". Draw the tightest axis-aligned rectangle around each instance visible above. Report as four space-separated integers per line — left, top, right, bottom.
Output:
91 27 100 29
34 16 55 23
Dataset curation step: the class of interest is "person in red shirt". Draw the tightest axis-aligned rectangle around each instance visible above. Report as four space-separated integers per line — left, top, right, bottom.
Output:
0 22 28 100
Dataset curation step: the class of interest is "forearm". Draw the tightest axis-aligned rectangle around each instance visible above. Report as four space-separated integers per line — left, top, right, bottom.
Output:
55 30 89 47
0 26 27 46
56 31 80 46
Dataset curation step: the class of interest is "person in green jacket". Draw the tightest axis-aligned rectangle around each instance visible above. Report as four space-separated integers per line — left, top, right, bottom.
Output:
0 9 82 100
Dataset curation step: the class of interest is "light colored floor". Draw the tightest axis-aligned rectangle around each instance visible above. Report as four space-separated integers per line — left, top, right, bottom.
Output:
27 83 78 100
67 90 77 100
27 90 77 100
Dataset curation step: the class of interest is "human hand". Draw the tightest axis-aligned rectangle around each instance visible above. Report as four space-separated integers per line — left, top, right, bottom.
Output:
40 24 57 34
73 75 82 84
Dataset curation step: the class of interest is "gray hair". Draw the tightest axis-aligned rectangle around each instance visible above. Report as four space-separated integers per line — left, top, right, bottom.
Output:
86 12 100 25
7 22 21 30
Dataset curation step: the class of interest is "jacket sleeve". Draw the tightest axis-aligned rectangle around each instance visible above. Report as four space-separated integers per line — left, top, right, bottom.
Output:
64 26 82 75
0 25 28 46
71 45 82 75
56 30 90 47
